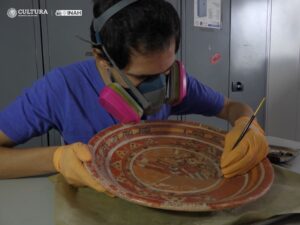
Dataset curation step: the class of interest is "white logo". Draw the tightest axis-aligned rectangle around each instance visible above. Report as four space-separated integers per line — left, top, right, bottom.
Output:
7 8 48 18
55 10 82 16
18 9 48 16
7 8 17 18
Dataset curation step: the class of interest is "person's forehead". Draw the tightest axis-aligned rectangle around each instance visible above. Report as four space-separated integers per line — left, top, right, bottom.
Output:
125 42 176 76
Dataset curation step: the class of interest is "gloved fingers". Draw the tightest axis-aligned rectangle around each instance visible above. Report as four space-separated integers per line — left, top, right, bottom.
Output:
224 153 261 178
223 153 259 178
63 157 115 196
221 117 269 178
221 141 248 168
251 121 265 135
256 138 269 160
103 191 116 198
258 148 268 161
74 161 107 192
223 130 242 151
84 174 116 197
72 143 92 162
61 163 89 187
75 160 115 197
222 144 259 176
222 136 268 178
221 124 250 166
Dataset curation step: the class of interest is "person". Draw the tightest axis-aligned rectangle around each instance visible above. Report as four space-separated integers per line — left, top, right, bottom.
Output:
0 0 268 193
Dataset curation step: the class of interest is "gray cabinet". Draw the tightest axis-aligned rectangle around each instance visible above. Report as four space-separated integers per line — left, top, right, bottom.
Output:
181 0 269 131
182 0 231 130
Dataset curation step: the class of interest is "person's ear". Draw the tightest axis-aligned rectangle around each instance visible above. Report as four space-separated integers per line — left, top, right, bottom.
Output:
92 48 110 69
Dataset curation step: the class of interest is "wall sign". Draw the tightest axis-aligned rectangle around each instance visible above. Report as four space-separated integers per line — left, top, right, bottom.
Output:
194 0 221 29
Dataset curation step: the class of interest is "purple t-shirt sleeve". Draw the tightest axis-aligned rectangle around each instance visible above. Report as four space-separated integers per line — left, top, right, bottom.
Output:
0 71 62 144
171 74 225 116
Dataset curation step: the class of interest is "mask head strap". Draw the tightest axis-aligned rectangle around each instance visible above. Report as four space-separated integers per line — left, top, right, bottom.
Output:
93 0 138 44
92 0 151 110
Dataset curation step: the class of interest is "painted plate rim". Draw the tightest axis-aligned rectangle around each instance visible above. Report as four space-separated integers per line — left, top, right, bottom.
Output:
85 120 274 211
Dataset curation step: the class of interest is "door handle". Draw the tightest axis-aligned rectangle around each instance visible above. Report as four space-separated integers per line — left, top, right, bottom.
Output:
232 81 244 92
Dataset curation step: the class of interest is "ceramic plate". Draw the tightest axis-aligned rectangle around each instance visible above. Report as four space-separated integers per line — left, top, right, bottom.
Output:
85 120 274 211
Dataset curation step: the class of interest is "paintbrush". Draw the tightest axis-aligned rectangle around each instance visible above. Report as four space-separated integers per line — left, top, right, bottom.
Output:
231 97 266 150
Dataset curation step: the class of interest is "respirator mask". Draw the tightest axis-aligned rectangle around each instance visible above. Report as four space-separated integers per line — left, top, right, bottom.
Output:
92 0 187 123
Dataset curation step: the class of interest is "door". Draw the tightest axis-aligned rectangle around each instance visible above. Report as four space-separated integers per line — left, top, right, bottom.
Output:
230 0 270 128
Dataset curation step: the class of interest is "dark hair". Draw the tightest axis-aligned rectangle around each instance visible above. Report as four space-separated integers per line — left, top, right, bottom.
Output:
90 0 181 69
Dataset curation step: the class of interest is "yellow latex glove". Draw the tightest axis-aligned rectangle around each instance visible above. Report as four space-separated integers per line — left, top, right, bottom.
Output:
221 117 268 178
53 142 112 195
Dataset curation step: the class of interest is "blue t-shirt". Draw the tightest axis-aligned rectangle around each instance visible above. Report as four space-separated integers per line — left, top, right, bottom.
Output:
0 59 224 144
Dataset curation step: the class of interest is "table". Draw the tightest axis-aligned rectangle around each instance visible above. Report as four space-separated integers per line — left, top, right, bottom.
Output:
0 136 300 225
0 175 54 225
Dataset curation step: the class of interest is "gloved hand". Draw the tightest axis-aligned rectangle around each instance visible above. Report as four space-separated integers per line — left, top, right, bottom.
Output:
53 142 113 195
221 117 269 178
